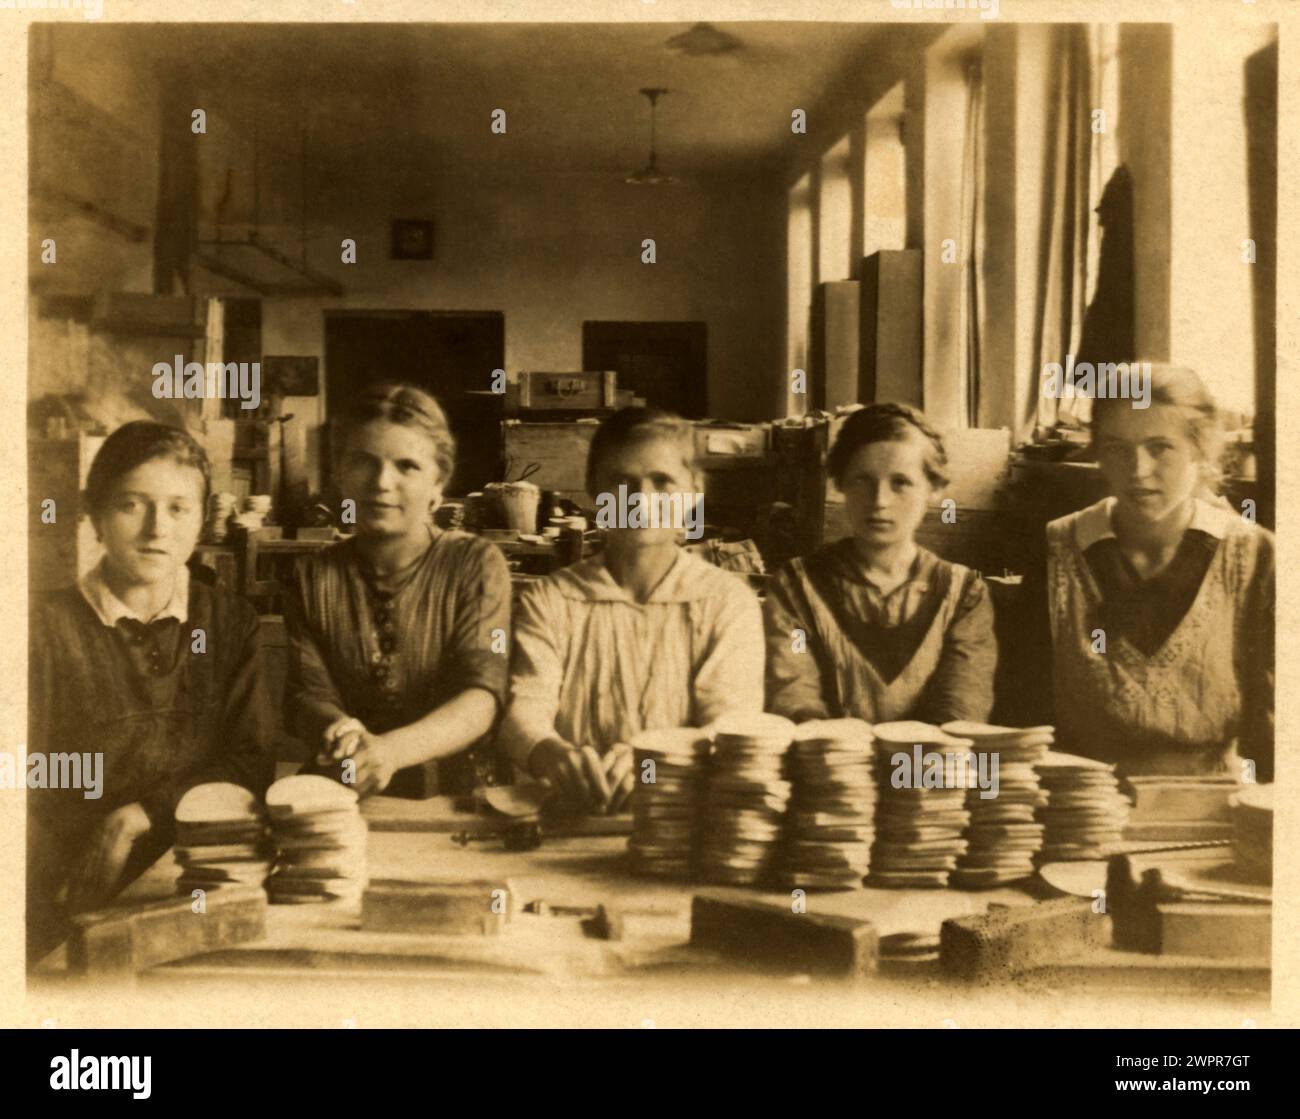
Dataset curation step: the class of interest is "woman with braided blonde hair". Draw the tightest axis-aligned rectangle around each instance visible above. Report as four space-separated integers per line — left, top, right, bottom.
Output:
764 403 997 724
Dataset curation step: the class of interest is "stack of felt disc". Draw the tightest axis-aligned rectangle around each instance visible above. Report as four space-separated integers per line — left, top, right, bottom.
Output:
698 714 796 887
1034 751 1129 862
869 722 974 888
942 722 1052 888
265 775 368 906
627 728 711 879
778 719 876 890
879 931 942 969
174 783 271 894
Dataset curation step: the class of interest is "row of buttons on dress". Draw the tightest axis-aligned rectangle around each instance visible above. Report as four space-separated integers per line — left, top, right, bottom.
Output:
368 592 401 705
117 618 176 676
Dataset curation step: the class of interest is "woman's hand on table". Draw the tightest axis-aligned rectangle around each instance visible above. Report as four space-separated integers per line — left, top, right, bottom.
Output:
603 744 635 814
317 716 366 765
67 802 152 913
528 738 607 814
318 717 396 797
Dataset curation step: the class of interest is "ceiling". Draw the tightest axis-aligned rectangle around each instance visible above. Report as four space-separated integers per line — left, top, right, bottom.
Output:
101 22 911 177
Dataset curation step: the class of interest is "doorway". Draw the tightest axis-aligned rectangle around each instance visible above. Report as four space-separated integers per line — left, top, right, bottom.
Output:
581 321 708 418
324 310 504 495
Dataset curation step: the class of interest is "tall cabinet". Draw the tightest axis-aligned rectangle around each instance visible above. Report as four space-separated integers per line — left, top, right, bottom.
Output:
28 434 106 593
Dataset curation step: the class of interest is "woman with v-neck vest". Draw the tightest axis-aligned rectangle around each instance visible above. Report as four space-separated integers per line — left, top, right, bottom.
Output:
1046 365 1274 779
764 404 997 728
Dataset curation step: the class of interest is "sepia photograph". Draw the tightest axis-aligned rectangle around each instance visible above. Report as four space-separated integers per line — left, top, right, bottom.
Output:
1 0 1295 1053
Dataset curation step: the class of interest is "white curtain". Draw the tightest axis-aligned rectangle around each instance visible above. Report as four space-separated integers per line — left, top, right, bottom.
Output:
1059 24 1122 430
1025 24 1124 437
1027 25 1096 437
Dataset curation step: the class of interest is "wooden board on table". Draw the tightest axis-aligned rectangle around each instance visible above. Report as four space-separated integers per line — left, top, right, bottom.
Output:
68 884 267 976
105 829 1055 986
150 911 631 981
1123 775 1241 822
1123 820 1235 842
361 794 632 837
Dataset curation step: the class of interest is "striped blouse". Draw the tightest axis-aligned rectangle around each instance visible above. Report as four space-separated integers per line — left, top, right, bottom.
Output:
499 550 765 767
284 528 512 791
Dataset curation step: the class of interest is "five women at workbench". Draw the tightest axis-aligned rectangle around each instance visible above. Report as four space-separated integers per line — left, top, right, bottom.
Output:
27 366 1274 954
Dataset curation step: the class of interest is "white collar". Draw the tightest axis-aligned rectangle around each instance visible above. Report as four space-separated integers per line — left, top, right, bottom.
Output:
1075 496 1238 551
552 550 721 604
78 558 190 627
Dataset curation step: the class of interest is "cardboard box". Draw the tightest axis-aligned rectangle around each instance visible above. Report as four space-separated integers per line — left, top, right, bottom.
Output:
510 371 617 412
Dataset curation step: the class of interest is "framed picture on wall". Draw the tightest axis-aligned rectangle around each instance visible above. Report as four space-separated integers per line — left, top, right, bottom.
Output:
262 355 320 396
391 219 435 260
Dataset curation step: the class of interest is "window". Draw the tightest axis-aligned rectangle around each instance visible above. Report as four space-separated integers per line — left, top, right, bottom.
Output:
786 174 813 416
864 84 906 258
818 138 852 283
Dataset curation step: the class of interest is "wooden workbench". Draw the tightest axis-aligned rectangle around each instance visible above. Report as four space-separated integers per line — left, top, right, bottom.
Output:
29 793 1252 1025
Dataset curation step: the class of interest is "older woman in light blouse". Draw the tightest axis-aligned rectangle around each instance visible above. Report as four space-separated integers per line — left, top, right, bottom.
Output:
499 407 765 813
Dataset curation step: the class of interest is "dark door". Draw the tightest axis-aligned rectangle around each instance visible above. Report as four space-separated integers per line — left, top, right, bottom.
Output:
324 310 504 495
582 321 708 418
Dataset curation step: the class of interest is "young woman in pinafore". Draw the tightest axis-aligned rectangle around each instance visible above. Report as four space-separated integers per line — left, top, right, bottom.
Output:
764 404 997 726
1045 365 1274 779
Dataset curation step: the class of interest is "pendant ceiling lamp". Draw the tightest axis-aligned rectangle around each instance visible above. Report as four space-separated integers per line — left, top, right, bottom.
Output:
625 88 679 186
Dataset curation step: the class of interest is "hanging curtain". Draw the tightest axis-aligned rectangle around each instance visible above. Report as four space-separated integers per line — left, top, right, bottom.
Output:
959 58 986 427
1026 24 1094 439
1066 25 1126 430
1051 25 1128 432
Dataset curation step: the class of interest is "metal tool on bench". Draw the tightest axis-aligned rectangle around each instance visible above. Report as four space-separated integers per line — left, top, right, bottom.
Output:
521 899 678 940
451 784 632 850
450 784 547 850
1107 845 1271 959
451 820 543 851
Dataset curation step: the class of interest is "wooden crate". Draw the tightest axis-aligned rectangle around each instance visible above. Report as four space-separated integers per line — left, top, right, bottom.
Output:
501 420 599 504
